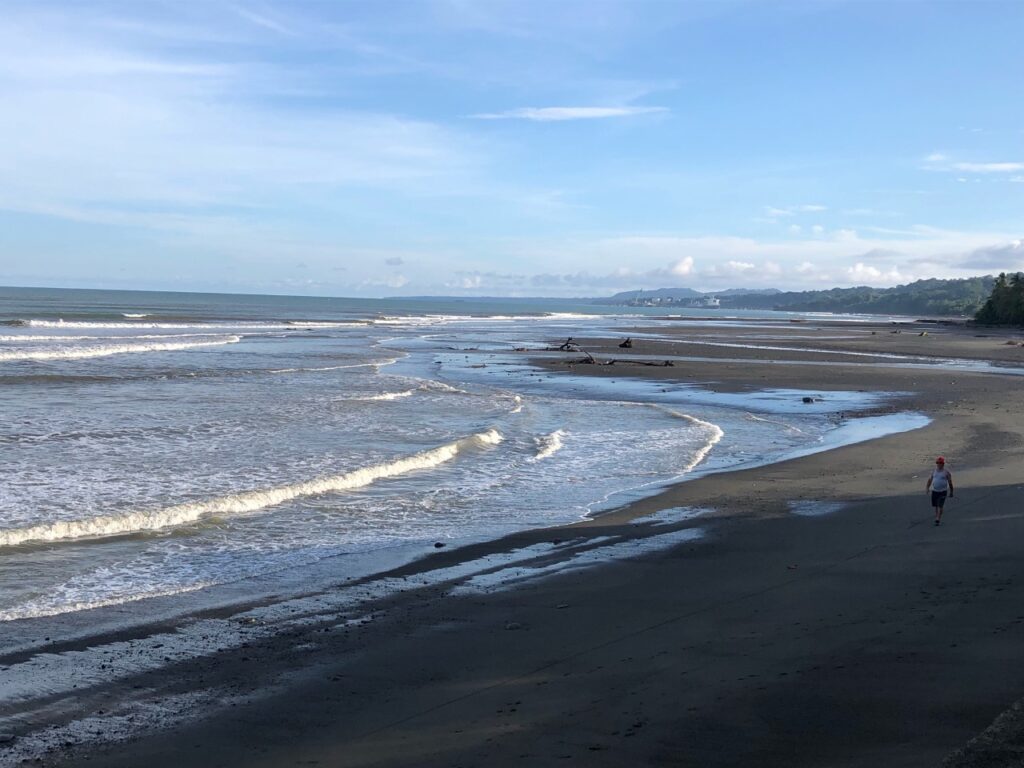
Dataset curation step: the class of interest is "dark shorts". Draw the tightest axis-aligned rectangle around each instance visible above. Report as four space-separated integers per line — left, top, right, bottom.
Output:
932 490 948 508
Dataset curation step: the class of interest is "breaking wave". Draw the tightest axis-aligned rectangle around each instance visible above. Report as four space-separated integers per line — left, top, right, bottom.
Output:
266 361 384 374
0 336 242 362
0 430 504 547
420 380 468 394
651 406 725 472
355 390 415 401
0 332 247 343
531 429 565 461
6 320 302 331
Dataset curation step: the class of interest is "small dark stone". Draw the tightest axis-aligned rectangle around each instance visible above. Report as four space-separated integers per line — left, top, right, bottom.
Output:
433 542 446 548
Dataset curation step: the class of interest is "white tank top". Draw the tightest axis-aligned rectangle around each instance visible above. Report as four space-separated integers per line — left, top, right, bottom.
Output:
931 469 949 492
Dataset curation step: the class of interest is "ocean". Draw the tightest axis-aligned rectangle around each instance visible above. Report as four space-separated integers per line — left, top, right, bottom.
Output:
0 286 915 625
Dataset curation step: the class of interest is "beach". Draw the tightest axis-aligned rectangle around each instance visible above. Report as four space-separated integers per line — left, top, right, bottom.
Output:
4 316 1022 767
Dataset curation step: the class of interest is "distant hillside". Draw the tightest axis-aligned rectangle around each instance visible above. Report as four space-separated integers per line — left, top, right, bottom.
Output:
720 277 995 316
599 277 995 317
601 287 701 303
598 287 781 305
715 288 781 297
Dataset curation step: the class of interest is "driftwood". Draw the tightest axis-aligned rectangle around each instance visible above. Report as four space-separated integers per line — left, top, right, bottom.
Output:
618 337 633 348
602 359 674 367
568 348 598 364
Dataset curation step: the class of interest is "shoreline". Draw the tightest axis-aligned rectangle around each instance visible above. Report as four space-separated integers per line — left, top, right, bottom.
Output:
4 318 1024 766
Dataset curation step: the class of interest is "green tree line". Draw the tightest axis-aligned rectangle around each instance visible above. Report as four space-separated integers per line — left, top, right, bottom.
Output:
974 272 1024 325
720 276 995 317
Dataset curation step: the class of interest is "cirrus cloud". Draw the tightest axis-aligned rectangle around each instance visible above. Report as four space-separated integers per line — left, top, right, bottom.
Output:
469 106 668 121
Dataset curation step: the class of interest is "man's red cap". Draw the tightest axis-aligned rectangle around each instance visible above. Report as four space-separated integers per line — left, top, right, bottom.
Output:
935 456 945 464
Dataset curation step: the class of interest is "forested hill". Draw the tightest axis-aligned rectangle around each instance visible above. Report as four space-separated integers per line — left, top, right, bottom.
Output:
718 277 994 316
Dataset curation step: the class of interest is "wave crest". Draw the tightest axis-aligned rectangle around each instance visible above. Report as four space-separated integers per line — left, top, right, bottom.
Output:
0 336 241 362
531 429 565 461
0 429 503 547
651 406 725 472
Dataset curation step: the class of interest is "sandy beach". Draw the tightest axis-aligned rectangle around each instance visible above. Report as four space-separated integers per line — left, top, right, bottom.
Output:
12 318 1024 767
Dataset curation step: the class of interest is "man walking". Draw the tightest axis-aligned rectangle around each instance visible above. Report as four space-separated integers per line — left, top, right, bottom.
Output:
926 456 954 526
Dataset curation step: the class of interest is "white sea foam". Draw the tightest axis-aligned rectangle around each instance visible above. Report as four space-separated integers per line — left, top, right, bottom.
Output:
630 507 711 526
745 412 808 435
531 429 565 461
122 313 150 318
0 332 244 342
284 321 365 328
0 336 242 362
511 394 523 414
363 389 415 401
17 320 300 331
653 407 725 472
449 527 706 595
370 312 596 327
420 380 469 394
339 389 415 402
0 429 503 547
266 361 383 374
0 581 217 622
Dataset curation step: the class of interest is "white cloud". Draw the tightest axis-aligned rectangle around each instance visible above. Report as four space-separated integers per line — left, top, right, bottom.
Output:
703 260 756 277
470 106 668 121
811 225 824 235
846 262 904 283
923 153 1024 175
669 256 694 276
0 8 483 232
504 227 1020 292
385 256 405 266
764 204 827 218
952 162 1024 173
788 224 802 234
960 240 1024 270
234 7 296 37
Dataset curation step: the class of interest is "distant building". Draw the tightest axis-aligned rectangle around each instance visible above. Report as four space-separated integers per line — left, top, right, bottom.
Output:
626 295 719 308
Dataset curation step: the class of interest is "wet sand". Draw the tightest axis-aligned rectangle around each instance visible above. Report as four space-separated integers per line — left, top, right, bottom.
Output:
17 319 1024 767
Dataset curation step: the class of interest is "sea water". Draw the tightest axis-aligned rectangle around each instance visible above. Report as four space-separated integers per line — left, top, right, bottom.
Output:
0 286 911 624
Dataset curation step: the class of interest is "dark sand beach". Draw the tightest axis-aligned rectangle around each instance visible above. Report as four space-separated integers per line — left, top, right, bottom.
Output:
17 319 1024 767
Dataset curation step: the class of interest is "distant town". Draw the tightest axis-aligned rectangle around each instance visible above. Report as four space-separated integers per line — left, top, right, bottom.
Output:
624 294 721 308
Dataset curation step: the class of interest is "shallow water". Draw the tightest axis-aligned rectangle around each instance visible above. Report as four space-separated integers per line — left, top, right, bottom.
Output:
0 287 924 623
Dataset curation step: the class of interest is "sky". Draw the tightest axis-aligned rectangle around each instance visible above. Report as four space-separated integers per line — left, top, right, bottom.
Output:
0 0 1022 297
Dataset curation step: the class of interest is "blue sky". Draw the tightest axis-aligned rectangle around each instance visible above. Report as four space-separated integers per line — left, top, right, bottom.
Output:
1 0 1022 297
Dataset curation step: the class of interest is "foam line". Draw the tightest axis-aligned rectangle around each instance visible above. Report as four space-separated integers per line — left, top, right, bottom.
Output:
7 319 352 331
0 430 503 547
266 361 386 374
353 390 415 401
0 336 242 362
531 429 565 461
651 406 725 472
0 332 247 342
